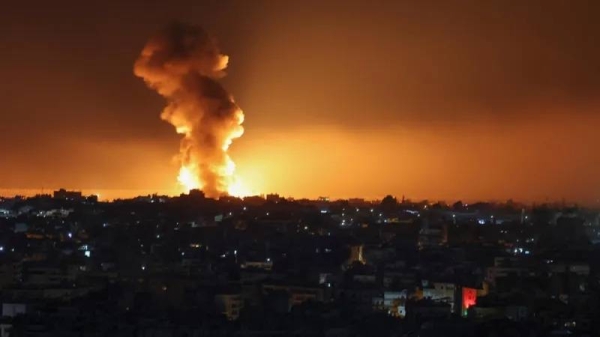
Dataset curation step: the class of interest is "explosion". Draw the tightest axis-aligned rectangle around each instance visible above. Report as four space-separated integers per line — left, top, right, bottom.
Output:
134 22 248 197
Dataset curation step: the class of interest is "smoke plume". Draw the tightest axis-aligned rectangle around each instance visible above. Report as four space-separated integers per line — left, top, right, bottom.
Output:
134 22 244 197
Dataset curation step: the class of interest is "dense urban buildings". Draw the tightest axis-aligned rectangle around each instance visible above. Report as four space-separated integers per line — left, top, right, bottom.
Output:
0 189 598 336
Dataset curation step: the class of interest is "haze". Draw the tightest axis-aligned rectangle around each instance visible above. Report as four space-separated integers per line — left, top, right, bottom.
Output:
1 0 599 203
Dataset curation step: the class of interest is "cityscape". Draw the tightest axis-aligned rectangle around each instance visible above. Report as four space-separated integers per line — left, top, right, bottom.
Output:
2 0 600 336
0 190 598 336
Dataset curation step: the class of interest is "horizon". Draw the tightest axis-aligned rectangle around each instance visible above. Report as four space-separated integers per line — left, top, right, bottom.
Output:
1 187 597 207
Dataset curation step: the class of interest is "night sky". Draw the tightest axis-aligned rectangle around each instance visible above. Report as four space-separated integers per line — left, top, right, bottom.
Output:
1 0 599 203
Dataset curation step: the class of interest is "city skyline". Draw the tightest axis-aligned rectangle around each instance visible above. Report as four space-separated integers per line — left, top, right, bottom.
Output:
0 187 596 208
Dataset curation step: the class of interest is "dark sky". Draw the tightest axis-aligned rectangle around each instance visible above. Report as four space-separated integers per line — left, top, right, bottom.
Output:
1 0 599 202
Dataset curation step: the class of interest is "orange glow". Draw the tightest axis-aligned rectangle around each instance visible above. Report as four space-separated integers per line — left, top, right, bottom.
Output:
3 111 598 203
177 165 201 193
225 109 600 204
177 161 256 198
2 2 600 206
227 177 254 198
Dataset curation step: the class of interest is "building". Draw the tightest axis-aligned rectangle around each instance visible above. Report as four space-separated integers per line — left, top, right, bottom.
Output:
422 281 478 316
53 189 83 201
263 282 329 310
1 303 27 317
372 290 408 317
214 293 244 320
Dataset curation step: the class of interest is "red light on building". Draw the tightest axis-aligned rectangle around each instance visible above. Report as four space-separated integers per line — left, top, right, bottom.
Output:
462 287 477 310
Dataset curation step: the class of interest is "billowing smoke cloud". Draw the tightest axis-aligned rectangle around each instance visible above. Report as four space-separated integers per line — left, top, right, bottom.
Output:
134 22 244 197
